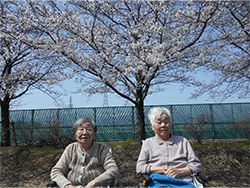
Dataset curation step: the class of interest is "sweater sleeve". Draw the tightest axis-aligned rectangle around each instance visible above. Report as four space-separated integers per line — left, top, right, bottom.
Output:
95 144 119 186
50 144 74 188
136 139 151 174
185 139 201 175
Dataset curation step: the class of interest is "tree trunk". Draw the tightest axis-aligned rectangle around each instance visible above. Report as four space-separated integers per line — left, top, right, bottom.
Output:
135 88 146 142
1 95 11 146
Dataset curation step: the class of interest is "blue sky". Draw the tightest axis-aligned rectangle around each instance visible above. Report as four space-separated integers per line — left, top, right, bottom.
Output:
13 78 249 110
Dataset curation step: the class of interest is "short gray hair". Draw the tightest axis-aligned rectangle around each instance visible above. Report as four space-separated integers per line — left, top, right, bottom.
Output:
148 107 172 128
72 117 97 135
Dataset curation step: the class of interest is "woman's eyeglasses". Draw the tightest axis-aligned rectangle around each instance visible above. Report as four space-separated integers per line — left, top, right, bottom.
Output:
77 127 93 133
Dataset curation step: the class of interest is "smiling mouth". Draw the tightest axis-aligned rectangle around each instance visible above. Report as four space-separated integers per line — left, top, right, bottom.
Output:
80 136 89 139
161 129 168 131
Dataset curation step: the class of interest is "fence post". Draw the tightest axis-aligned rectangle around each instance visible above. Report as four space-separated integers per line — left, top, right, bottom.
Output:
31 109 35 144
169 105 174 135
56 109 60 122
131 106 135 139
231 103 236 139
190 104 193 139
31 109 34 127
112 107 115 125
231 103 235 123
10 121 17 146
210 104 215 139
93 108 96 123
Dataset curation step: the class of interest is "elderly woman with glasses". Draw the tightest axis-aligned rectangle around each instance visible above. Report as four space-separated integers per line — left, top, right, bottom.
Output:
136 107 201 185
50 117 119 188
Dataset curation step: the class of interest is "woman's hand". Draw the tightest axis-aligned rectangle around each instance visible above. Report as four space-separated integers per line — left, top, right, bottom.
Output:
85 179 101 188
65 184 75 188
163 167 181 178
163 167 192 178
150 166 168 175
150 166 192 178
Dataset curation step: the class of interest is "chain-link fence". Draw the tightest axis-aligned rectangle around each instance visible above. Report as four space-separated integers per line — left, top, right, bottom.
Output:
0 103 249 146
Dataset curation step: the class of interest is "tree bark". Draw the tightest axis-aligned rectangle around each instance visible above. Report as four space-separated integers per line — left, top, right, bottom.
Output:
135 87 146 142
1 95 11 146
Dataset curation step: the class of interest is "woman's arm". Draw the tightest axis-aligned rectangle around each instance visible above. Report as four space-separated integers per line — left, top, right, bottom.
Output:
185 139 201 175
136 141 151 174
93 144 119 186
51 144 74 188
149 166 166 175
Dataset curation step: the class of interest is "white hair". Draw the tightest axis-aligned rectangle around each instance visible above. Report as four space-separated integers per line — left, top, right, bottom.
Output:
148 107 172 127
72 117 97 135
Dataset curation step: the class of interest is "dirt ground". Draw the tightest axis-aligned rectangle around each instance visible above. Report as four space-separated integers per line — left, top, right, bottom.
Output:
0 139 250 187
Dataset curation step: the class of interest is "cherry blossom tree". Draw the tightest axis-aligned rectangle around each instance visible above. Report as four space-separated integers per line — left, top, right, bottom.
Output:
190 1 250 101
4 1 248 142
0 1 67 146
15 0 220 141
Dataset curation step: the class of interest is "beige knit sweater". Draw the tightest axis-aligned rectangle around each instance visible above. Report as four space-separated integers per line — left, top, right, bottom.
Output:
51 142 119 188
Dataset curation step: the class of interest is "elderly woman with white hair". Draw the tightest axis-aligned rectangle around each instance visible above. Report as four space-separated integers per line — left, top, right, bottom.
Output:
136 107 201 186
51 117 119 188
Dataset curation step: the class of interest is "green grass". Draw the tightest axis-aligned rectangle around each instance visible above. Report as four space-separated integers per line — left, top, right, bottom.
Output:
227 141 249 146
191 139 249 148
107 139 139 148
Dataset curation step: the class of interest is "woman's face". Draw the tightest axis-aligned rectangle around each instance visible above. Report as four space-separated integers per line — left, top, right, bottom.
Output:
151 113 172 142
75 122 95 147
